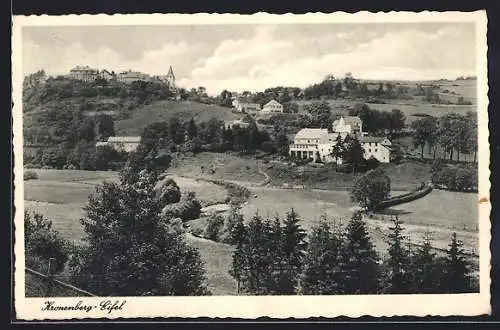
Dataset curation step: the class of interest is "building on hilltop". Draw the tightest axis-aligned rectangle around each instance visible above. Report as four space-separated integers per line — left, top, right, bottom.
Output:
98 69 116 81
69 65 99 82
232 98 261 113
96 136 141 153
117 70 150 84
262 99 284 113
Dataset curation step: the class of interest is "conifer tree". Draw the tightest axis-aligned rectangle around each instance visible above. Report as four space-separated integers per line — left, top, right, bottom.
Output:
229 218 247 294
440 232 472 293
69 168 209 296
340 212 380 294
330 134 345 169
382 216 412 293
280 209 307 294
301 220 343 294
411 232 441 293
238 214 270 294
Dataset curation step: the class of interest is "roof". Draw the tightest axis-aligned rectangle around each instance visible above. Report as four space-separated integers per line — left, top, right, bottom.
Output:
294 128 330 140
264 99 282 107
360 136 390 144
70 65 96 71
239 102 261 108
107 136 142 143
167 66 175 79
333 116 362 127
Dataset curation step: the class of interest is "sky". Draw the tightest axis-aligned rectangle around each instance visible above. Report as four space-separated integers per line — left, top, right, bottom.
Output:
22 23 476 95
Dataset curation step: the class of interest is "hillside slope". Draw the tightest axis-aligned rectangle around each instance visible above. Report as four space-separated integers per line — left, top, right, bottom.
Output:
115 100 243 136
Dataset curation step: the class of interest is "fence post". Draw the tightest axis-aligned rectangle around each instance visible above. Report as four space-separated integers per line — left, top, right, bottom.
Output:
46 257 55 297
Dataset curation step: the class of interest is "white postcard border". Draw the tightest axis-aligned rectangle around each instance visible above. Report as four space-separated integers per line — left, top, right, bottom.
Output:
12 10 491 320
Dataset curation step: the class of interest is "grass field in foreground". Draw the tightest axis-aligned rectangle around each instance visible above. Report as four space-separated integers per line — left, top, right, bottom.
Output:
242 186 478 255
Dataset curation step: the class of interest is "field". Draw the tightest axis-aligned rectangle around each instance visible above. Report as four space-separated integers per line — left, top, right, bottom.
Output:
23 155 479 294
115 100 243 136
168 152 267 184
267 160 434 192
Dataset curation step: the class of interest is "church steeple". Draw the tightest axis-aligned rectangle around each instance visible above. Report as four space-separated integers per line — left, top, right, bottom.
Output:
167 65 175 79
165 65 176 90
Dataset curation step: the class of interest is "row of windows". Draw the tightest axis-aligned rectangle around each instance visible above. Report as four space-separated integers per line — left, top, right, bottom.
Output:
291 145 318 149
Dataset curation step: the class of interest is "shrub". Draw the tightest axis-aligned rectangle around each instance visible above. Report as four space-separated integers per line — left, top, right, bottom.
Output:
366 156 380 171
25 211 70 273
204 215 225 241
351 168 391 210
24 170 39 181
161 199 202 222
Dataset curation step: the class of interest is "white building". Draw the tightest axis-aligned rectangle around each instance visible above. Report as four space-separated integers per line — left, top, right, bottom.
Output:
159 66 176 90
69 65 99 82
98 69 115 81
360 136 392 163
289 128 332 161
232 98 261 113
118 70 149 84
262 100 284 113
289 115 392 163
96 136 141 153
331 116 363 138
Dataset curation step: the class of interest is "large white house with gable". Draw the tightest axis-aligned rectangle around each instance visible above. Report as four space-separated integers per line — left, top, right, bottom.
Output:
289 115 391 163
262 99 284 113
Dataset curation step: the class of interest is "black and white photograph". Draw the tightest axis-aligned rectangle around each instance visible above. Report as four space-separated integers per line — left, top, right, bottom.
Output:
12 11 490 319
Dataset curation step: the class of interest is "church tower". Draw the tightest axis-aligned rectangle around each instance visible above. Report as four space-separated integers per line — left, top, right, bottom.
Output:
166 65 176 89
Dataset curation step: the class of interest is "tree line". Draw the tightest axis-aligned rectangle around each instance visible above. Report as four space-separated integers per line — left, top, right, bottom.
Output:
411 112 477 163
226 209 476 295
141 117 290 157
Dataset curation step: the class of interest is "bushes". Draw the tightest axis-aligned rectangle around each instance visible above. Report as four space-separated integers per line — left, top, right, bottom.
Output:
432 165 477 192
204 215 225 241
161 197 202 222
24 170 39 181
25 211 70 273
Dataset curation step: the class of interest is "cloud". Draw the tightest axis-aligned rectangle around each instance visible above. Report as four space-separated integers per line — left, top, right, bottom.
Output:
180 24 475 95
22 39 194 76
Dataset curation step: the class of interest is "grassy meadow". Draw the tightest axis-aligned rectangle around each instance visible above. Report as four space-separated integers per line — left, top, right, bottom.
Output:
115 100 242 136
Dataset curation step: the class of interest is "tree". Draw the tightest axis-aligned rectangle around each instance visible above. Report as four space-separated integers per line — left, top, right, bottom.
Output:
303 101 332 129
440 232 472 293
187 118 198 139
204 215 225 241
301 220 343 294
382 217 412 293
229 218 247 294
97 115 115 141
389 109 406 134
343 136 364 173
330 134 345 169
236 214 272 294
411 117 436 158
280 209 307 294
340 212 380 294
25 211 70 273
411 232 441 293
273 128 289 156
351 168 391 210
69 167 209 296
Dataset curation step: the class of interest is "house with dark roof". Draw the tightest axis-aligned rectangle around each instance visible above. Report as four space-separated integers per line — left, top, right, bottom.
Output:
360 136 392 163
